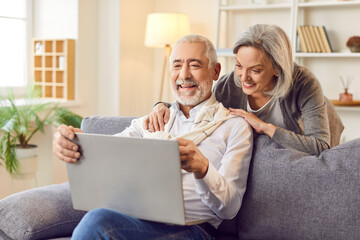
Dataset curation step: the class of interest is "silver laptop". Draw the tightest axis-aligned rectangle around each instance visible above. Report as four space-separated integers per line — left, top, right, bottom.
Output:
66 132 210 225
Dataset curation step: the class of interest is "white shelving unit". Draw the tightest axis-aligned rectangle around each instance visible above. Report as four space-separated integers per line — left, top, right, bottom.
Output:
215 0 360 100
215 0 360 141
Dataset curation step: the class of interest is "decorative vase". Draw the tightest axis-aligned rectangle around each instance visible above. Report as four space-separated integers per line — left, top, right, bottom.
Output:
13 145 38 182
349 45 360 53
339 88 353 103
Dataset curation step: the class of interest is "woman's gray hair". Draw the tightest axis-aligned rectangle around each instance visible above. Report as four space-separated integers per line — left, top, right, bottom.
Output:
170 34 218 68
233 24 294 99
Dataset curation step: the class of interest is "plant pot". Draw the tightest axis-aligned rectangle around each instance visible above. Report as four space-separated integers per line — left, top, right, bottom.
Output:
13 145 38 180
349 45 360 53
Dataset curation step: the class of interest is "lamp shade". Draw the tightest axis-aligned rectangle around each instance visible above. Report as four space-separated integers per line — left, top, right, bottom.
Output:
145 13 190 48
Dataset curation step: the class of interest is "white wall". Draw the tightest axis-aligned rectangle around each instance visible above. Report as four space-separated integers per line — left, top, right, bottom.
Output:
32 0 78 38
97 0 120 116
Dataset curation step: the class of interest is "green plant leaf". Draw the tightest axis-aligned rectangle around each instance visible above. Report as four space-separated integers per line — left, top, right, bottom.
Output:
4 133 19 174
0 86 83 175
53 107 83 128
1 117 18 133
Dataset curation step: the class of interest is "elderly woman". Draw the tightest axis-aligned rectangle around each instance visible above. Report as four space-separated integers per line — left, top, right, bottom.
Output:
146 24 343 155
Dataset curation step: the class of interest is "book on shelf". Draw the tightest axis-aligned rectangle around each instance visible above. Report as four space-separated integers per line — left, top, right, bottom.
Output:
297 25 308 52
297 25 333 53
303 25 316 52
318 26 333 53
309 25 321 52
300 26 312 52
314 26 326 53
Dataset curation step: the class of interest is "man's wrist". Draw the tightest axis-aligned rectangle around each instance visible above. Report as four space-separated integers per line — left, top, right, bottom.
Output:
194 160 209 179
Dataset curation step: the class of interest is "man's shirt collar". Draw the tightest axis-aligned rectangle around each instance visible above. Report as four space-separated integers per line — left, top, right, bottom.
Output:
171 100 207 120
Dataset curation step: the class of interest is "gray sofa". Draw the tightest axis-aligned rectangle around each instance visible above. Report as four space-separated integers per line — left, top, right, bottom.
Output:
1 116 360 240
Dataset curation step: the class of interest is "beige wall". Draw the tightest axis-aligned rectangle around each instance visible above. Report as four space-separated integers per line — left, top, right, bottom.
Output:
118 0 156 117
116 0 219 117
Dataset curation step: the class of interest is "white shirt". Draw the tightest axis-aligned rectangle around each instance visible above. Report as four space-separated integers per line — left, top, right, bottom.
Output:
118 101 253 228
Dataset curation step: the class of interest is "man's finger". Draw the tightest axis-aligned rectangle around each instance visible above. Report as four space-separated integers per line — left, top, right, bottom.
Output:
54 131 79 152
58 125 75 139
176 138 190 146
143 116 150 130
53 150 78 163
53 141 80 158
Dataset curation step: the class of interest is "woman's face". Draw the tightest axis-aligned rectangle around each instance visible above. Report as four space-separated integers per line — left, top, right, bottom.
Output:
235 46 278 98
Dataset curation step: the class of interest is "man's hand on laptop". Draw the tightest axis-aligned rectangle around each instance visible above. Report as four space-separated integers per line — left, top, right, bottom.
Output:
53 125 82 163
177 138 209 179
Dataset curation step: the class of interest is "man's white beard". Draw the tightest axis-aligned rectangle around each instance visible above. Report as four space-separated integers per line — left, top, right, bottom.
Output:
173 79 213 106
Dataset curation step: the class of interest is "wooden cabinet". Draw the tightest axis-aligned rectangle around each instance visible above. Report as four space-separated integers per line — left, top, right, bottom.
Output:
32 39 75 100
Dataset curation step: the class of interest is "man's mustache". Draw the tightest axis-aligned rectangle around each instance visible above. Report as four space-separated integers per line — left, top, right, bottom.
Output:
176 79 198 86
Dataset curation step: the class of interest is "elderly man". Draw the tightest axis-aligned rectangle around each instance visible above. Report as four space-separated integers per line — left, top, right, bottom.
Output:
53 34 253 240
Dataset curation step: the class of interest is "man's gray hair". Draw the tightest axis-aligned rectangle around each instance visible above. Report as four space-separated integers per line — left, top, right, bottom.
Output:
233 24 294 99
170 34 218 68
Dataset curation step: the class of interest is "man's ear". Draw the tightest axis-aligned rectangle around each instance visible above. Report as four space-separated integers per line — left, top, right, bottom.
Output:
213 63 221 81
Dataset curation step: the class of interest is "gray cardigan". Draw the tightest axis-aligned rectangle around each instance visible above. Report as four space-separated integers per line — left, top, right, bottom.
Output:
213 63 344 156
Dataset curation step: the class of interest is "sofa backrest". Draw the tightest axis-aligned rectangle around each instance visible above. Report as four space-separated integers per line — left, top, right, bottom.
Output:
81 116 136 135
80 116 360 240
236 135 360 240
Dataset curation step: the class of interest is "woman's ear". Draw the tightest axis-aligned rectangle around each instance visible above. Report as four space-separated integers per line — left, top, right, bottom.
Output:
273 67 279 77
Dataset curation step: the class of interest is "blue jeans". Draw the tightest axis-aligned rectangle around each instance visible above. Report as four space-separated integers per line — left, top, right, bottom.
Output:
71 208 214 240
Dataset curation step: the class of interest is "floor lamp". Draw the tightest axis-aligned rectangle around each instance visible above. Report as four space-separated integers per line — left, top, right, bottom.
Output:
145 13 190 100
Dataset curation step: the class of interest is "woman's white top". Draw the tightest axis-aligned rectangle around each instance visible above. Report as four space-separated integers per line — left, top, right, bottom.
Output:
247 97 286 129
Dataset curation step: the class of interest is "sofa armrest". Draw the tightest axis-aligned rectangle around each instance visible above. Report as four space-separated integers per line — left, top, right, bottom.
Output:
80 116 136 135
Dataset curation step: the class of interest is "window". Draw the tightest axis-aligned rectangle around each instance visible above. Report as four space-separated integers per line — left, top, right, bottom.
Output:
0 0 30 89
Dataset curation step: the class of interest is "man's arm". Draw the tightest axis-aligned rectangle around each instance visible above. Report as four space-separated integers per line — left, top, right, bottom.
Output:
194 118 253 219
53 117 144 163
177 138 209 179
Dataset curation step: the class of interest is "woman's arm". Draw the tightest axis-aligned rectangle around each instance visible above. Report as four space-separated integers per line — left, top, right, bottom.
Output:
271 66 333 155
142 102 171 131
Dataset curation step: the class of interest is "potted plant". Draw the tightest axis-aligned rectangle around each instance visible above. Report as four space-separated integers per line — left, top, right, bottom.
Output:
0 87 83 175
346 36 360 52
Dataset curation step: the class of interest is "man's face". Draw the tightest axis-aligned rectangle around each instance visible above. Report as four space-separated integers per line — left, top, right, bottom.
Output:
170 42 220 107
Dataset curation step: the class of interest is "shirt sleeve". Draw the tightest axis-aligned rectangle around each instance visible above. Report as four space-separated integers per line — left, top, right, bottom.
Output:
114 117 144 138
194 118 253 219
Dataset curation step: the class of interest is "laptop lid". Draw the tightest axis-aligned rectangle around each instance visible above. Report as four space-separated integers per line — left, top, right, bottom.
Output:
67 132 194 225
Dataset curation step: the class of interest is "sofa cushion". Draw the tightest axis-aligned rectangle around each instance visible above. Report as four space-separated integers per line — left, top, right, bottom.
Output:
0 183 85 240
237 135 360 240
